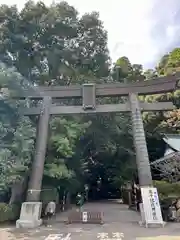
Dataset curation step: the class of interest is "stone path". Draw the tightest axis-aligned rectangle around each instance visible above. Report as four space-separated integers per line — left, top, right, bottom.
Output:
1 201 180 240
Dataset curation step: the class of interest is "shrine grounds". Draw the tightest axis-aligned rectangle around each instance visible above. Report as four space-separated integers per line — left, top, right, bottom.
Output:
1 201 180 240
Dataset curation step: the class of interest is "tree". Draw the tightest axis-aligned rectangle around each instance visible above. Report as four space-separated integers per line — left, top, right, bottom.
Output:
0 62 36 204
156 54 169 75
0 1 113 199
45 117 90 183
143 48 180 167
0 1 110 86
144 69 158 80
156 48 180 75
111 57 144 82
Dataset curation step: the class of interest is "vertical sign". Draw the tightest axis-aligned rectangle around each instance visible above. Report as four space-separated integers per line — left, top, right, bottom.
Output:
82 83 96 110
82 211 88 222
141 187 163 226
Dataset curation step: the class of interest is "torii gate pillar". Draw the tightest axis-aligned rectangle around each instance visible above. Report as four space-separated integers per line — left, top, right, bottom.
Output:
129 93 153 186
26 96 52 201
16 96 51 228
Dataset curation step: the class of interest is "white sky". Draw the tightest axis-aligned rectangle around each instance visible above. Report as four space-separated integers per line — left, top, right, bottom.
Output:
0 0 174 68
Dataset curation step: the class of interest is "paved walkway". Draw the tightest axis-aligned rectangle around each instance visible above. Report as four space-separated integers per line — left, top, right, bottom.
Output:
1 201 180 239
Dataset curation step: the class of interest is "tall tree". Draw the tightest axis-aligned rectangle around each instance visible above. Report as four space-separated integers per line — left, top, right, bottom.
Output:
0 1 110 86
0 1 115 199
0 62 36 197
112 56 144 82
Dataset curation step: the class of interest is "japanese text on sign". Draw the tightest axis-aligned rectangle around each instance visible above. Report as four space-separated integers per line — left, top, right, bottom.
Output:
45 233 71 240
148 189 157 220
97 232 124 240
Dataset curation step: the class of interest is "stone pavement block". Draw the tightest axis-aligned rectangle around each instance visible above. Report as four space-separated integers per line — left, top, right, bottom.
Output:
0 229 15 239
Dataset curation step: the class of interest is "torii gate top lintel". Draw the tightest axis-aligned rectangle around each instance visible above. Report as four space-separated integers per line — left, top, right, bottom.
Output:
19 73 180 99
18 73 180 115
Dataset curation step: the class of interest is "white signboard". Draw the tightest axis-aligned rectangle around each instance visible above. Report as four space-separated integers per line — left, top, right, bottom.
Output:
141 187 163 226
82 211 88 222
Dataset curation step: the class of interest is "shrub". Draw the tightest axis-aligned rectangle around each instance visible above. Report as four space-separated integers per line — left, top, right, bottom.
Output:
0 203 21 222
154 180 180 200
40 187 58 204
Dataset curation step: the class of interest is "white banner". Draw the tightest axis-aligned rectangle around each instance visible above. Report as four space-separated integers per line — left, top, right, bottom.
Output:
141 187 163 225
82 212 88 222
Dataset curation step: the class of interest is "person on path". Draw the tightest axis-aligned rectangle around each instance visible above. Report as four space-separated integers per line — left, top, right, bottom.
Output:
76 192 84 212
175 198 180 221
45 200 56 227
84 184 89 202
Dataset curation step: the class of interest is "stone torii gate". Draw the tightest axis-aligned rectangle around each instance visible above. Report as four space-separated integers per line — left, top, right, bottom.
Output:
16 74 179 228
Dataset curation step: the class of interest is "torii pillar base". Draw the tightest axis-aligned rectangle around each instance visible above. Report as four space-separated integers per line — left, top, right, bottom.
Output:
16 202 42 228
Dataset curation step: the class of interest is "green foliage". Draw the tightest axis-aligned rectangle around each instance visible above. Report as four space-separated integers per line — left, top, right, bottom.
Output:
0 1 110 85
44 161 74 180
156 48 180 75
0 62 36 191
0 203 21 222
44 117 91 193
144 49 180 138
154 181 180 200
49 117 91 158
144 69 158 80
40 187 58 204
0 0 112 194
156 54 169 75
112 56 144 82
0 117 35 188
0 0 111 196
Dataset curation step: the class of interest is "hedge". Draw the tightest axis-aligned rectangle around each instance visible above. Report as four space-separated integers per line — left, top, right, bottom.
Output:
0 203 21 222
154 180 180 200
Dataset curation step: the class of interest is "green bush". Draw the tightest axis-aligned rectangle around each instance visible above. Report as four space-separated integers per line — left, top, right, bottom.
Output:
0 203 21 222
40 187 58 204
154 180 180 200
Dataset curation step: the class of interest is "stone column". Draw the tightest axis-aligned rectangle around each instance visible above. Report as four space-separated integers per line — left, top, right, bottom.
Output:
26 96 52 201
16 96 51 228
129 93 152 186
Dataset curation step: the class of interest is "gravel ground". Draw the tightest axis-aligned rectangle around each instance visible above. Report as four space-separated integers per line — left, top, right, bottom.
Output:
1 201 180 240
